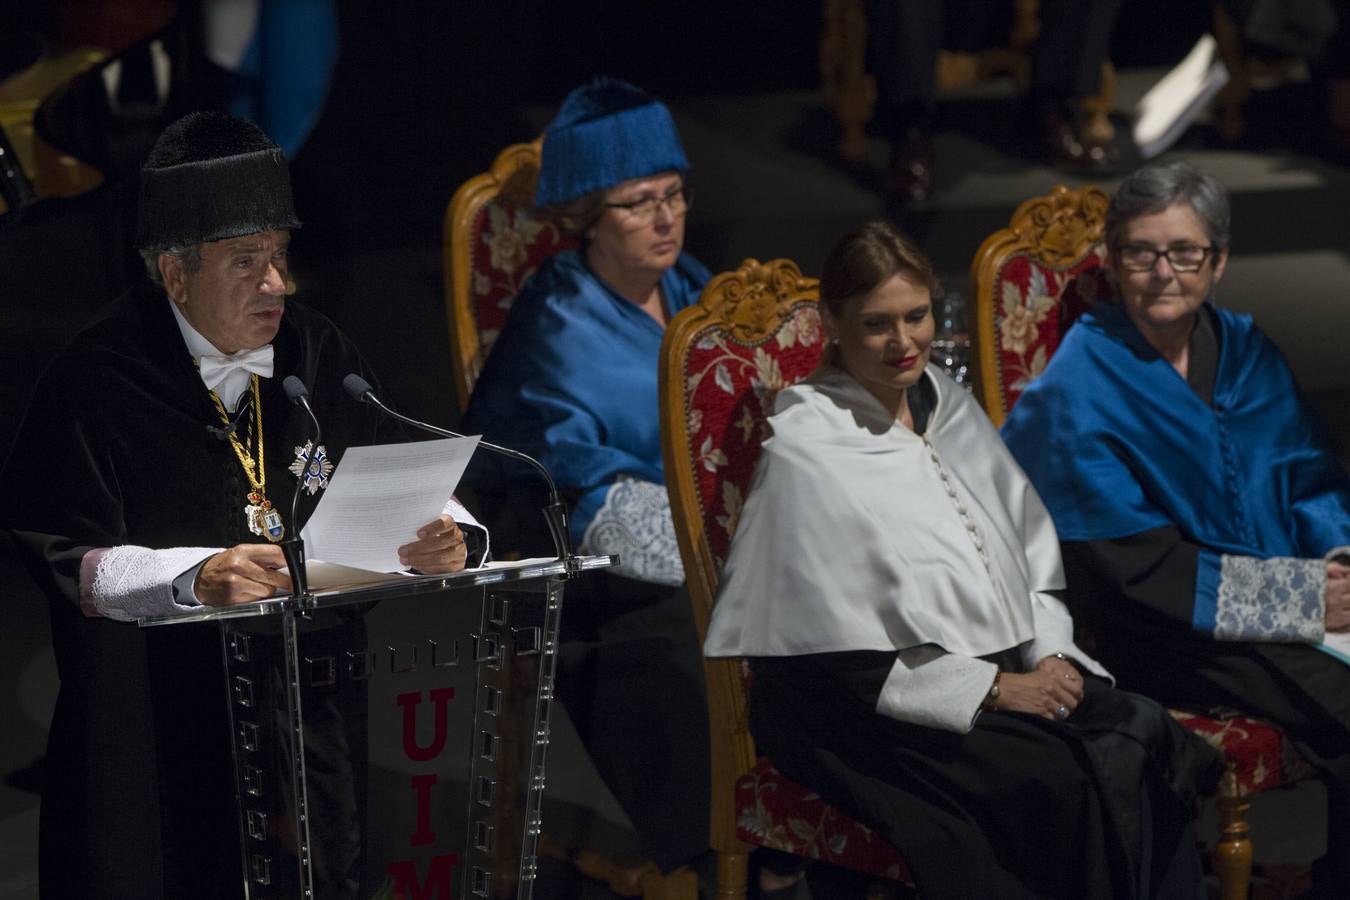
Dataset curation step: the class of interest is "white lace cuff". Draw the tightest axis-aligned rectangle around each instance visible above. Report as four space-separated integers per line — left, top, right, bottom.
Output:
80 546 222 622
1214 554 1325 643
1326 545 1350 564
579 477 684 586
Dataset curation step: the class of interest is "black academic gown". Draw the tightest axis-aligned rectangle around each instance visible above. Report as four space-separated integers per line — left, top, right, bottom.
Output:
1 281 387 900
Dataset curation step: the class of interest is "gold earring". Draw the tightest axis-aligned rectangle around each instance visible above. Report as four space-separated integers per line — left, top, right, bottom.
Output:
285 275 298 296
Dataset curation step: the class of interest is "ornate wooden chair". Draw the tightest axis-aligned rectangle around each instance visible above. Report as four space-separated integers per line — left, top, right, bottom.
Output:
442 139 576 413
820 0 1114 162
660 259 913 900
970 184 1317 900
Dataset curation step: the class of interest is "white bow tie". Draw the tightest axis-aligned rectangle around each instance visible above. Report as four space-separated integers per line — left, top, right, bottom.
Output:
198 345 275 392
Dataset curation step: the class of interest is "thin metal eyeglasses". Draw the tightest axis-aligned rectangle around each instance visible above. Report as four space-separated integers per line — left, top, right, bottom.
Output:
1115 243 1214 272
605 186 693 224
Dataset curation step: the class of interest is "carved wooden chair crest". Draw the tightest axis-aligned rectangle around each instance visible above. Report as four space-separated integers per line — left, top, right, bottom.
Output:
660 259 913 900
442 139 576 413
969 184 1114 425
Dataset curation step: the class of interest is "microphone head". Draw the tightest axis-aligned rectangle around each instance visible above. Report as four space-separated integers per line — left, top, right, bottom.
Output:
343 373 375 402
282 376 310 405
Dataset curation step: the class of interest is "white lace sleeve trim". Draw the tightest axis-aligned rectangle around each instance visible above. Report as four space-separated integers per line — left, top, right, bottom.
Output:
579 477 685 586
81 546 221 622
1214 554 1325 643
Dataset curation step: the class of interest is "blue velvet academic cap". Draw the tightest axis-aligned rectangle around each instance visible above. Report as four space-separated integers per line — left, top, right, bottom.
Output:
534 78 689 207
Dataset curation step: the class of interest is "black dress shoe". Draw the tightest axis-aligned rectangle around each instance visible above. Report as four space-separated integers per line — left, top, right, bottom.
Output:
1043 108 1119 173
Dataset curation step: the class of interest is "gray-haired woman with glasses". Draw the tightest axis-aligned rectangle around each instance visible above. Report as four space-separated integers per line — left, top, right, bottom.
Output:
1003 159 1350 894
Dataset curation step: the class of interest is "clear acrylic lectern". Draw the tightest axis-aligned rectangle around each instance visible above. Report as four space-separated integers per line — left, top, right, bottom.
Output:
140 556 614 900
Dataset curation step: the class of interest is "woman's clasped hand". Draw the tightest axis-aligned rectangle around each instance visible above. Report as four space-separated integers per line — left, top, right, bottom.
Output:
993 656 1084 720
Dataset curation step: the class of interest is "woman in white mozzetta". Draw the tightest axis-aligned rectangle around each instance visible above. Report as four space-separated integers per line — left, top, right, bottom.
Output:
704 221 1220 899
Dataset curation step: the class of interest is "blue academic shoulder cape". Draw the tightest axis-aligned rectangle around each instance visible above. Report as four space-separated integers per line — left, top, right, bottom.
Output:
1001 302 1350 628
464 249 710 543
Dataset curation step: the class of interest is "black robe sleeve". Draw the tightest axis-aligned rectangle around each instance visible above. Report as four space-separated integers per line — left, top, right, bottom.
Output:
1062 528 1204 636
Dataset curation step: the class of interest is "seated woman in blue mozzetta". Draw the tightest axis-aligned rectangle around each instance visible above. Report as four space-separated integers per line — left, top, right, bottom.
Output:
705 221 1220 899
1000 160 1350 893
462 78 711 872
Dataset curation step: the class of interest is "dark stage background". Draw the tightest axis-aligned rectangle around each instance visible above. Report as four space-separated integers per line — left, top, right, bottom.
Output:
2 1 1348 895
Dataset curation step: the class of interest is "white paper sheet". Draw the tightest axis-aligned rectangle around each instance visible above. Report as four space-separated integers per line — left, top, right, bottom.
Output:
299 436 480 572
1318 630 1350 667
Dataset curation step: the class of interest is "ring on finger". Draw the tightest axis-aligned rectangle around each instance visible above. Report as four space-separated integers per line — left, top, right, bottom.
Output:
1055 704 1070 720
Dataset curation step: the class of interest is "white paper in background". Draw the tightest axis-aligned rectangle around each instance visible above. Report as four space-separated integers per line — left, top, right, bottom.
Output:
1132 33 1229 159
300 436 480 572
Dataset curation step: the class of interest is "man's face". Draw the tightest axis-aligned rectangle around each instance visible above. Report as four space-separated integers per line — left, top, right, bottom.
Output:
162 229 291 354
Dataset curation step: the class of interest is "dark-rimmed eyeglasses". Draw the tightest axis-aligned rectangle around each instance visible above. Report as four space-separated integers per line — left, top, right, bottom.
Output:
605 186 692 224
1115 243 1214 273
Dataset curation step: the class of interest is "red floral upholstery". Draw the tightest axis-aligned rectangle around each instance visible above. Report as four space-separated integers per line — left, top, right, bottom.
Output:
1169 711 1315 797
469 200 574 359
444 140 577 411
679 303 824 570
735 759 911 881
989 248 1111 411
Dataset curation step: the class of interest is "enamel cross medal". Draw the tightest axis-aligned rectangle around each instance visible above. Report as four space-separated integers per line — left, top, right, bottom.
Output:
289 441 333 495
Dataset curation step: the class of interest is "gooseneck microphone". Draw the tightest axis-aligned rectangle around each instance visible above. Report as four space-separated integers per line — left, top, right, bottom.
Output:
281 375 322 596
341 373 575 568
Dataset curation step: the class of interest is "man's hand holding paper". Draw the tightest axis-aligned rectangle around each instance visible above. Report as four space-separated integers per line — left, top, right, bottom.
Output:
300 436 482 577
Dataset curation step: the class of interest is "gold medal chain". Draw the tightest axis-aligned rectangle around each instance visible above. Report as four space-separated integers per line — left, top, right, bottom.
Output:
209 374 267 496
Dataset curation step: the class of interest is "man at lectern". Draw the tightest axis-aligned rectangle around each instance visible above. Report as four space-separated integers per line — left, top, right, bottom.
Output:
0 111 483 900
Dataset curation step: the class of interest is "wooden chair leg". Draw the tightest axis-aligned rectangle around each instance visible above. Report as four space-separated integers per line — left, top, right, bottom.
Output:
564 847 657 897
714 849 750 900
1211 2 1250 142
641 865 699 900
1078 62 1117 146
1214 767 1253 900
820 0 876 161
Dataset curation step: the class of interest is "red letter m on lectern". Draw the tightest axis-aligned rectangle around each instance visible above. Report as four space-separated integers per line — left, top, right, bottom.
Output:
386 852 459 900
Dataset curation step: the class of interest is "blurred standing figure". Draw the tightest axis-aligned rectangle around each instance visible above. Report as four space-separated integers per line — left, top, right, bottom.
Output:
870 0 1124 204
